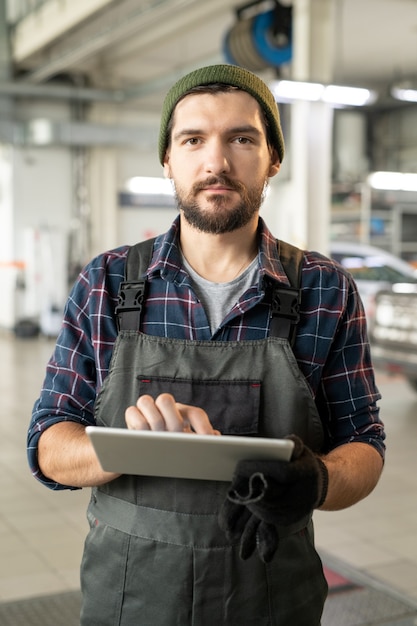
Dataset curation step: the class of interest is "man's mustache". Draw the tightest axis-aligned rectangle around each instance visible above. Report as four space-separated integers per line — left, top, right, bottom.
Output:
192 176 244 194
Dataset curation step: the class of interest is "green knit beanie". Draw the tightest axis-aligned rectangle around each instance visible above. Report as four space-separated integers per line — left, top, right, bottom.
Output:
158 64 284 165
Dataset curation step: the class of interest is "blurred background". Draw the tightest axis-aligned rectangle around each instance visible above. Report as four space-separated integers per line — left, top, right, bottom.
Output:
2 0 417 618
2 0 417 335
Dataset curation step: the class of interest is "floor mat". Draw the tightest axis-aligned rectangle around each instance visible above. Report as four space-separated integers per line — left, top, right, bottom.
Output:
1 557 417 626
0 590 82 626
322 552 417 626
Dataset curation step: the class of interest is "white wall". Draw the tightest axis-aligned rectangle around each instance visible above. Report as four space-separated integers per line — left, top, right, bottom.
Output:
13 147 73 257
0 144 13 261
116 147 176 246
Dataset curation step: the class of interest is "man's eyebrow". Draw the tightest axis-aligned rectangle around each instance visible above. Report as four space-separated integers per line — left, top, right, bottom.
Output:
227 125 263 137
173 128 203 141
173 125 263 141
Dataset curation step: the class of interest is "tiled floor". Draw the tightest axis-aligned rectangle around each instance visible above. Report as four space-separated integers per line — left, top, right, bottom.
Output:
315 364 417 603
1 332 417 605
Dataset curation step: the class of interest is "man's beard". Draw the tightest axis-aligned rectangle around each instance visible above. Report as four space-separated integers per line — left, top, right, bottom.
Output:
174 175 267 234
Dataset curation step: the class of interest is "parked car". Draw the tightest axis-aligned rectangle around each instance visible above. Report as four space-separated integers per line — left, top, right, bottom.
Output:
371 286 417 391
329 241 417 328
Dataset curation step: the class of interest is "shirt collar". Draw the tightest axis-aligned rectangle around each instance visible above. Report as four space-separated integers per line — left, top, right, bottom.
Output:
146 215 291 287
146 216 184 282
257 218 292 286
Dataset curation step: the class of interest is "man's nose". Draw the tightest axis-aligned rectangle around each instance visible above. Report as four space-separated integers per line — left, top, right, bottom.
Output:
204 140 230 175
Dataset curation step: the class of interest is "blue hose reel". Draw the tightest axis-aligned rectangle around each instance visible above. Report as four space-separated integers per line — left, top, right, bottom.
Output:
224 3 293 71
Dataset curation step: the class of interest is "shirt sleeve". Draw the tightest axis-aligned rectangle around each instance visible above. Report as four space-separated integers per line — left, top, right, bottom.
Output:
295 254 385 459
27 249 126 490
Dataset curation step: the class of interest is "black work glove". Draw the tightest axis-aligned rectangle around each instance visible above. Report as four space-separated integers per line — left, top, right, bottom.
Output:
218 435 329 563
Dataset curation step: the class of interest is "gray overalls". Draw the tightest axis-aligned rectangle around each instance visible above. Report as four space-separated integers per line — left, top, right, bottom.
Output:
80 240 328 625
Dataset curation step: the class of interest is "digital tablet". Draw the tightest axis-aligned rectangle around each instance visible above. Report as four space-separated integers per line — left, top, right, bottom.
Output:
86 426 294 482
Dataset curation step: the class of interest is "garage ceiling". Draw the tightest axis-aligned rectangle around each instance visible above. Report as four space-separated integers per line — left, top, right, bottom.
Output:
6 0 417 112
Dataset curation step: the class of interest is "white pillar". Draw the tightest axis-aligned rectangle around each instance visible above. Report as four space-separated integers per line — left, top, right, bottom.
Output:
0 145 13 261
334 111 368 182
0 0 14 260
306 101 333 254
295 0 335 253
89 147 119 258
272 0 335 254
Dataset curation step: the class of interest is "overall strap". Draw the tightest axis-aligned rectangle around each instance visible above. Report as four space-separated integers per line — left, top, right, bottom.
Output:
269 239 303 345
116 237 304 344
115 238 155 331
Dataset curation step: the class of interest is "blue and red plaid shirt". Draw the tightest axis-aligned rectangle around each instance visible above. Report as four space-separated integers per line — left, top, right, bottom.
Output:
28 216 385 489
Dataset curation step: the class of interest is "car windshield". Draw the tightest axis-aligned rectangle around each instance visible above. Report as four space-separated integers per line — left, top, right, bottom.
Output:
333 254 417 283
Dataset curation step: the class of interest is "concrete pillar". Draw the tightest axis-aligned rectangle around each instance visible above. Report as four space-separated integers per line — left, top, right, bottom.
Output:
294 0 335 253
0 0 12 114
334 111 368 182
89 147 119 258
0 0 14 262
269 0 335 254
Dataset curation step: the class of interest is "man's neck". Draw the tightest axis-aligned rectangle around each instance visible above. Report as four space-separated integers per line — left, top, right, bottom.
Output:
179 217 259 283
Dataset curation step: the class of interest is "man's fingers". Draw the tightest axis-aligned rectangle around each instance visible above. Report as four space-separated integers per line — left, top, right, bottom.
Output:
125 405 151 430
176 403 221 435
125 394 165 430
125 393 221 435
154 393 186 431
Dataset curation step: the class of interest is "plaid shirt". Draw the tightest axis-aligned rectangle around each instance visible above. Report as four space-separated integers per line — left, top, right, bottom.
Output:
28 217 385 489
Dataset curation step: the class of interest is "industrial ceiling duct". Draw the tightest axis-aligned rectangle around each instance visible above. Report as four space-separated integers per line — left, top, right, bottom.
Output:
224 1 292 71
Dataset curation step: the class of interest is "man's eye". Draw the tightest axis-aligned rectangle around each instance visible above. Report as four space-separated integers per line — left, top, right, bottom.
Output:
185 137 200 145
235 137 252 144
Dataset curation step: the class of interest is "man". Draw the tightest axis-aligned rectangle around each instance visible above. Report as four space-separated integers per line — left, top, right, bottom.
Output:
28 64 385 625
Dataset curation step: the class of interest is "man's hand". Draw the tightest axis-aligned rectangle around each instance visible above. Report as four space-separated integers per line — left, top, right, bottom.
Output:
218 435 328 562
125 393 221 435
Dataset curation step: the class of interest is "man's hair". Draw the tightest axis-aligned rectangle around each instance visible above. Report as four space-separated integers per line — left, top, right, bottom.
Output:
158 64 284 165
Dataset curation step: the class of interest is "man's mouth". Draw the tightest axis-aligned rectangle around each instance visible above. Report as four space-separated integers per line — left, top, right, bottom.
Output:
203 185 234 192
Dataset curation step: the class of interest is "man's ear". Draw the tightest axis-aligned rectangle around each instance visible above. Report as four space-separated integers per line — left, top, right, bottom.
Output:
268 148 281 178
163 152 171 178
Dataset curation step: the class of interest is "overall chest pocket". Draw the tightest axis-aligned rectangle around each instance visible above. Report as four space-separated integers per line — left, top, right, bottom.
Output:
137 376 261 435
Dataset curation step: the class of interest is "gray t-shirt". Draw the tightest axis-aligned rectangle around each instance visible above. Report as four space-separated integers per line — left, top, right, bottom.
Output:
182 255 259 334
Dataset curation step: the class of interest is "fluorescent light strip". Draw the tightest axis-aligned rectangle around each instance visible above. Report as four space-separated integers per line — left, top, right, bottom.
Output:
323 85 375 107
272 80 324 102
270 80 376 106
368 171 417 192
126 176 174 195
391 86 417 103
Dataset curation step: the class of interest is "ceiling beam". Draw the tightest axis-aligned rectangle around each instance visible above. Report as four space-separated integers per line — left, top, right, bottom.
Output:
15 0 236 84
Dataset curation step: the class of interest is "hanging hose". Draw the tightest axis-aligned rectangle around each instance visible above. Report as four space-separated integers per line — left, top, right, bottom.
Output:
252 8 292 66
224 16 268 71
223 2 292 71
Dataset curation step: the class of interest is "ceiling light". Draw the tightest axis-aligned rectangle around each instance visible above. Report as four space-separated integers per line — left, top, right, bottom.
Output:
368 171 417 192
323 85 376 107
270 80 324 102
27 118 54 145
391 84 417 103
125 176 173 195
394 88 417 103
270 80 377 107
